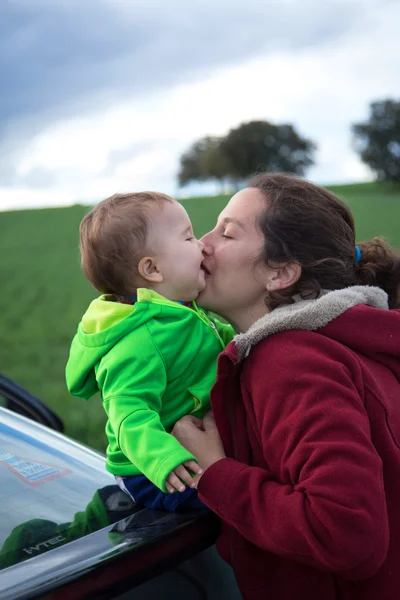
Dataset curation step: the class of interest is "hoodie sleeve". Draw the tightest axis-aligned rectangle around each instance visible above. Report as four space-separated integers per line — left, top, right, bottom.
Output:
66 331 100 400
98 326 196 491
198 332 389 580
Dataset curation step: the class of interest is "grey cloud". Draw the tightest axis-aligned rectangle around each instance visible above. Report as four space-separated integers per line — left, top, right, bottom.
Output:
103 141 158 177
0 0 377 193
22 167 57 189
1 0 364 131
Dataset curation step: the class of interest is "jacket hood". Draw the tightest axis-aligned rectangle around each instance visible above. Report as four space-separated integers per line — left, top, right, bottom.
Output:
66 289 178 399
235 286 400 372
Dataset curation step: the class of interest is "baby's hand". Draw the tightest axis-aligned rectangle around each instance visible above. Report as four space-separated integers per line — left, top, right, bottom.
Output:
165 460 203 494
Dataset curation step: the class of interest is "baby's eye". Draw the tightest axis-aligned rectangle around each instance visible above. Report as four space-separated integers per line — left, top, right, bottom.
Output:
186 236 195 241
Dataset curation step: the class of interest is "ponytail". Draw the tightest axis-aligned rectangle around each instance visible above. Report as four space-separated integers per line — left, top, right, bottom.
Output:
355 238 400 309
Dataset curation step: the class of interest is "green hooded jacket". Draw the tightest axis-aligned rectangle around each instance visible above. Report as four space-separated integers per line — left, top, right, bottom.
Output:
66 288 234 491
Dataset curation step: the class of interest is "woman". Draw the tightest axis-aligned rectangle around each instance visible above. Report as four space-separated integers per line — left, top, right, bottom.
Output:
172 173 400 600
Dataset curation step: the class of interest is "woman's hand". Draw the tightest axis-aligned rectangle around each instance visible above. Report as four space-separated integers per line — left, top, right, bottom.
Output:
171 412 226 484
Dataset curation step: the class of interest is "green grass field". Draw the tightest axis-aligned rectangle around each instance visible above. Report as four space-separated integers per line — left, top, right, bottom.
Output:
0 181 399 451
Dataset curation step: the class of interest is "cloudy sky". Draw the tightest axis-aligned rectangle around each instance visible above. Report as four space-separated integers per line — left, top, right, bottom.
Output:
0 0 398 211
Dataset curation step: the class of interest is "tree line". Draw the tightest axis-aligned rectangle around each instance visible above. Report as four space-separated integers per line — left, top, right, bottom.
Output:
178 99 400 189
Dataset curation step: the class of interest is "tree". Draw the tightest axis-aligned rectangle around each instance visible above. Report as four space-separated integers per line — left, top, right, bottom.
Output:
178 136 231 190
220 120 316 180
353 99 400 182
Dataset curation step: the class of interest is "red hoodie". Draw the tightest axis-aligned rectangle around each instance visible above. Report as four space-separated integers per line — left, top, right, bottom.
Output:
198 287 400 600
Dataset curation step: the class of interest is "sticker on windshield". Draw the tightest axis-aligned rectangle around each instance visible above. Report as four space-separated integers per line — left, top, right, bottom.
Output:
0 452 71 486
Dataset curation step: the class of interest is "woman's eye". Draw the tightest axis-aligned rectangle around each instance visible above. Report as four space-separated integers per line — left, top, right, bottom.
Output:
222 233 232 239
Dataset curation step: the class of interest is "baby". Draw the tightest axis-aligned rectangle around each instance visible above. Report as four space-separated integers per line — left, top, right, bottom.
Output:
66 192 233 511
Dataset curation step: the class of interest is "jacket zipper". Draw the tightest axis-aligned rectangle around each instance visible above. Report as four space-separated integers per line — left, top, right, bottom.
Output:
149 298 224 347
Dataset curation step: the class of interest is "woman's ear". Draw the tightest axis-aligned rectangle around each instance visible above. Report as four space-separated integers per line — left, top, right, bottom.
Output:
138 256 164 283
265 262 301 292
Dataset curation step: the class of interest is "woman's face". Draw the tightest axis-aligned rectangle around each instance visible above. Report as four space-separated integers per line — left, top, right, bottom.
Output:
198 187 271 328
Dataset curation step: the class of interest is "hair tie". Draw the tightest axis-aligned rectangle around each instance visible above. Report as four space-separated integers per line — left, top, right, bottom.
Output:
355 246 362 265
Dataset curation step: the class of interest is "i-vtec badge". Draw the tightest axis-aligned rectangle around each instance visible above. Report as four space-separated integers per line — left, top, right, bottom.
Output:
23 535 66 555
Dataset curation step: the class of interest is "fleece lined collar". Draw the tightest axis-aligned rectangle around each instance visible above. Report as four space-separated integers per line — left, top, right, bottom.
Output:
235 286 389 361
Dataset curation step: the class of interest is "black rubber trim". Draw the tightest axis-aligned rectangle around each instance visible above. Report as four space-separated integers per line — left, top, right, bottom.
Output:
0 374 64 432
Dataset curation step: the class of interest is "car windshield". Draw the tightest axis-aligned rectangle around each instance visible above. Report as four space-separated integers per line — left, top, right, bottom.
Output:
0 409 134 570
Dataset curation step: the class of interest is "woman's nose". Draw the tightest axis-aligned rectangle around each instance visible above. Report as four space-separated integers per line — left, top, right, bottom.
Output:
198 239 205 251
200 232 212 255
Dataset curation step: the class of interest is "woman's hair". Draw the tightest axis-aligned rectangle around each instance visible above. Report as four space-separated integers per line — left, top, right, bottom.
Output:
80 191 173 295
249 172 400 310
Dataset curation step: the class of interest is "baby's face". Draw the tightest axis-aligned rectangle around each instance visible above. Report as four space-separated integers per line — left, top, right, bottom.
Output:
147 200 206 302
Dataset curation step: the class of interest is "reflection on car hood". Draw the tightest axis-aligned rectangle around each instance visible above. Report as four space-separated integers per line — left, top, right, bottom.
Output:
0 407 126 571
0 408 218 600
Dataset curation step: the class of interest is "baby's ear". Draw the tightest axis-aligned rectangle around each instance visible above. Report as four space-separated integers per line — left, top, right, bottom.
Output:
138 256 164 283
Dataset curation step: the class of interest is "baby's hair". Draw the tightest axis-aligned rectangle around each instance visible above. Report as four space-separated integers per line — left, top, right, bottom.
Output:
250 173 400 309
80 192 173 295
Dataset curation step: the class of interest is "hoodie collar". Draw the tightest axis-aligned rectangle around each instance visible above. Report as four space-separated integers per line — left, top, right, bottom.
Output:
235 286 388 361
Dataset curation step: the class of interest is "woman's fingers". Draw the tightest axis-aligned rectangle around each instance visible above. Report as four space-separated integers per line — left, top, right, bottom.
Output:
203 411 216 430
170 414 224 471
188 416 205 430
171 415 204 439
